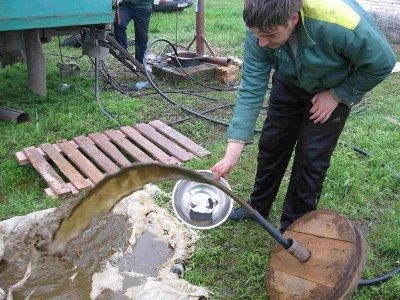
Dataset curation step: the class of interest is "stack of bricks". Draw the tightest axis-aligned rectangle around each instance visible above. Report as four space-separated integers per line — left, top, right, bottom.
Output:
215 58 243 85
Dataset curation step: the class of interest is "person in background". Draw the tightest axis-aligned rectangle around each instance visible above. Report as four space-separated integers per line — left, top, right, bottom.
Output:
114 0 153 64
211 0 395 232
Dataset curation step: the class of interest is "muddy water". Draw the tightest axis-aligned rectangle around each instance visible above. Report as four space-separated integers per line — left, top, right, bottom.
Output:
48 163 240 255
1 163 234 298
0 210 175 299
118 230 173 277
0 213 132 299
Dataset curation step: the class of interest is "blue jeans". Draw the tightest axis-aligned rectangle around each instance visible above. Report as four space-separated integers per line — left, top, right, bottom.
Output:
114 6 152 63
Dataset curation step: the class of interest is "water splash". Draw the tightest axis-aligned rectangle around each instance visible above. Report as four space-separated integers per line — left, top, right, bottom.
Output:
48 163 252 255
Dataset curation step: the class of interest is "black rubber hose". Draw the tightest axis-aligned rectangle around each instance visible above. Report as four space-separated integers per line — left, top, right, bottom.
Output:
167 103 234 125
150 39 235 91
339 141 400 180
143 39 232 127
94 58 121 126
142 39 265 131
136 90 234 102
358 267 400 286
251 210 292 249
339 141 371 157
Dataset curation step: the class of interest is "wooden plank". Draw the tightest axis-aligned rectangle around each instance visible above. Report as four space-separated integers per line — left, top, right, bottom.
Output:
45 187 56 197
337 225 367 299
134 123 195 162
269 232 354 288
88 132 132 168
15 151 29 166
267 268 335 300
120 126 179 164
104 129 154 163
16 147 47 166
45 183 80 197
73 136 120 174
40 143 93 190
22 147 71 196
289 209 355 242
57 141 105 183
149 120 211 157
266 210 365 300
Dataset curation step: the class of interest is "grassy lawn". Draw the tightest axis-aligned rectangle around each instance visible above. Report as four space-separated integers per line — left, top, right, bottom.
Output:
1 0 399 298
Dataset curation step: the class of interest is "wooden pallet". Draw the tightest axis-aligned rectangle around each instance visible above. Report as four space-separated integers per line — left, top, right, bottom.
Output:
15 120 211 197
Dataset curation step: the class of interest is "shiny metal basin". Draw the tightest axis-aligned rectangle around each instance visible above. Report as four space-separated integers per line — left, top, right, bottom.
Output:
172 170 233 229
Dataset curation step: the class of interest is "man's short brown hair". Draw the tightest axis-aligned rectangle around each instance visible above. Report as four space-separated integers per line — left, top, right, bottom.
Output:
243 0 303 30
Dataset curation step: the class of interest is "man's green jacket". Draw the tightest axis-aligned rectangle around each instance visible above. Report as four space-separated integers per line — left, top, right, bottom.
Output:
228 0 396 142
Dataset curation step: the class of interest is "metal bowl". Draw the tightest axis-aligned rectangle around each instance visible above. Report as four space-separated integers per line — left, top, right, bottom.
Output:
172 170 233 230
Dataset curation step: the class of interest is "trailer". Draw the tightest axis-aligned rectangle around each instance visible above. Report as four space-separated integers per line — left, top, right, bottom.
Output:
0 0 114 96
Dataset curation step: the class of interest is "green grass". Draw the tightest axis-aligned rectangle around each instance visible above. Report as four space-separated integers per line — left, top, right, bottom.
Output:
1 0 399 298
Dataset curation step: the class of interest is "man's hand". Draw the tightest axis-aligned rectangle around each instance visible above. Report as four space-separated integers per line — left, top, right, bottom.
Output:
309 90 339 124
211 142 245 180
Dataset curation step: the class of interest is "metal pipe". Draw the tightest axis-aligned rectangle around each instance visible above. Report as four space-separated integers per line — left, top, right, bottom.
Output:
23 29 47 96
0 107 31 123
196 0 205 56
201 56 232 66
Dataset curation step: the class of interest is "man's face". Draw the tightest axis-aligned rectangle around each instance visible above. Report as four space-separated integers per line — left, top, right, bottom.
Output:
249 13 299 49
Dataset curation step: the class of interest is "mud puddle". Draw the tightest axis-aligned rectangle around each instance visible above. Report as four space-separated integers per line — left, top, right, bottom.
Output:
0 213 175 299
118 230 173 277
0 185 208 299
0 211 135 299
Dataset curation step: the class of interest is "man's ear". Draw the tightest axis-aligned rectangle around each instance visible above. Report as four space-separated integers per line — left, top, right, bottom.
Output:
291 12 300 25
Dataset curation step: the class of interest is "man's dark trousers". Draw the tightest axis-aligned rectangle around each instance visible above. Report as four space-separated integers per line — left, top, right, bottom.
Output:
250 73 350 231
115 6 152 63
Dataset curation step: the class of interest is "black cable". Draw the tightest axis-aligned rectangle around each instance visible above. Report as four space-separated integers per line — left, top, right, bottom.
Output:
72 34 121 125
359 267 400 286
73 35 134 120
143 40 232 127
143 38 265 131
167 103 234 125
137 90 232 102
68 33 260 126
100 60 133 94
150 38 236 91
339 141 371 157
57 35 100 118
339 141 400 180
337 141 399 286
57 36 65 64
73 34 236 125
94 58 121 126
